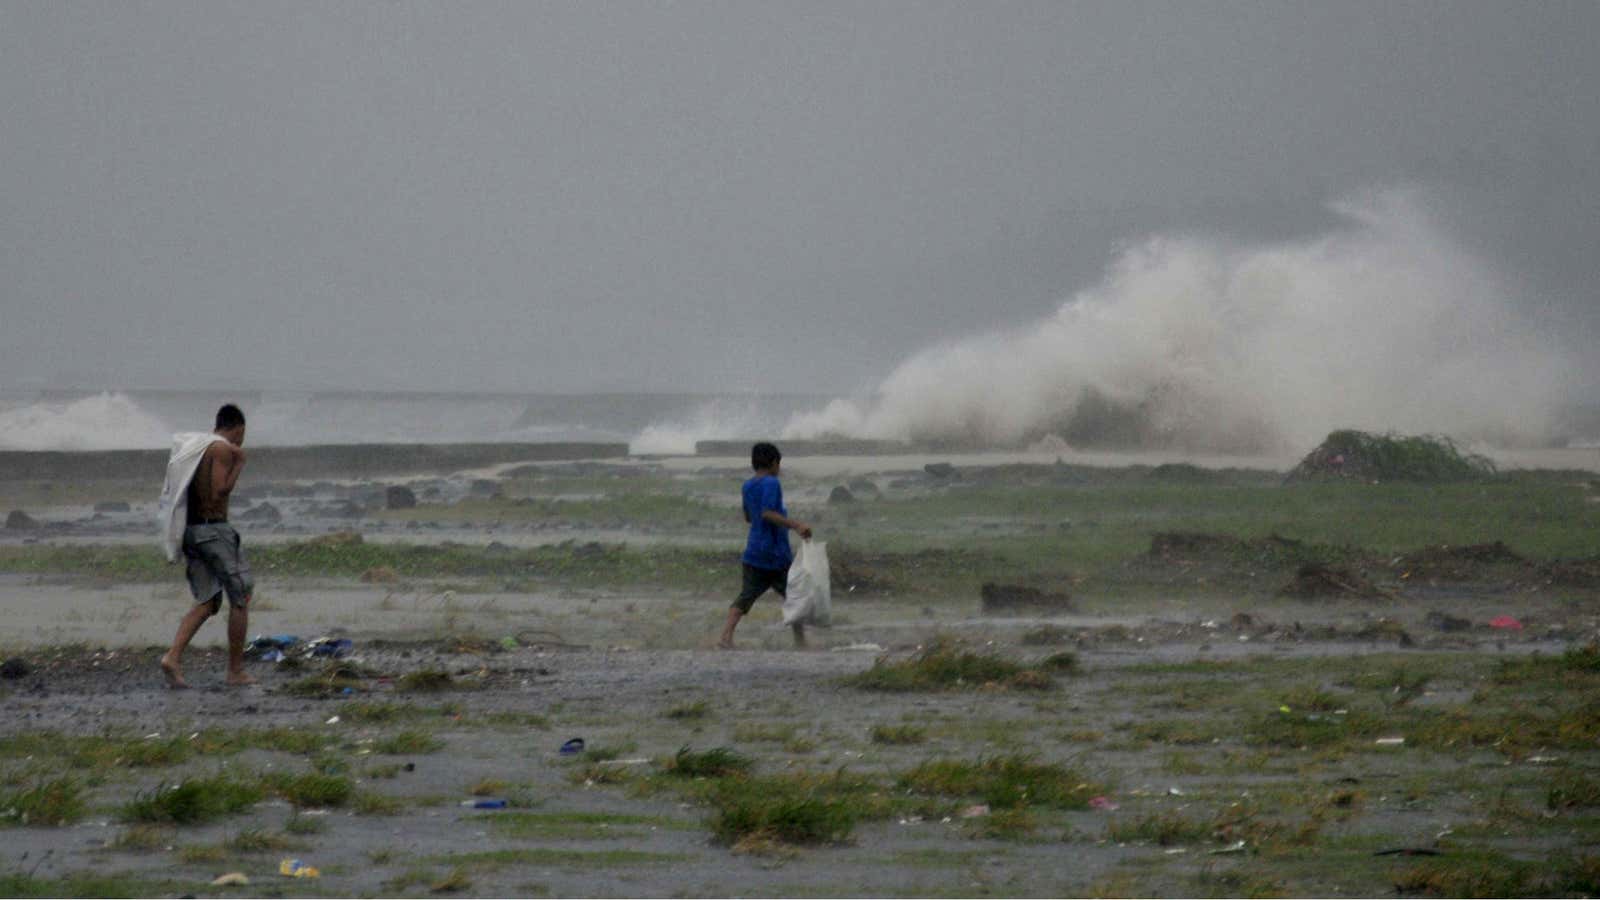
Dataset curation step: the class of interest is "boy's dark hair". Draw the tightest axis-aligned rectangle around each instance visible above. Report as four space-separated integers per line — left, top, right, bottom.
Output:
215 404 246 430
751 442 781 471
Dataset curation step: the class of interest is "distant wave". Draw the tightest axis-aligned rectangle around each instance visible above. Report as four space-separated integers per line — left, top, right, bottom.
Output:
0 393 172 451
783 188 1582 452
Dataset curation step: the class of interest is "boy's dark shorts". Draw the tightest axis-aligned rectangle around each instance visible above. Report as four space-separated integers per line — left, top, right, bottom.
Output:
732 562 788 614
182 523 253 609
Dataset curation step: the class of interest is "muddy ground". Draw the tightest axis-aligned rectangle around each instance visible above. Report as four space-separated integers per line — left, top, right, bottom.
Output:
1 450 1598 898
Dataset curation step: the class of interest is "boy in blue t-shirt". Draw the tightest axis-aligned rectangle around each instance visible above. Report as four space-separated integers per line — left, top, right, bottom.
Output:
717 442 812 649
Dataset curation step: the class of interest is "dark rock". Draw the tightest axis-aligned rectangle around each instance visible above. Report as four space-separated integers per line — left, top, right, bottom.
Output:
238 502 282 523
980 583 1076 614
1423 610 1472 632
385 485 418 510
827 485 855 505
4 510 39 530
470 479 503 498
924 463 957 480
93 501 132 513
846 478 881 498
0 658 30 679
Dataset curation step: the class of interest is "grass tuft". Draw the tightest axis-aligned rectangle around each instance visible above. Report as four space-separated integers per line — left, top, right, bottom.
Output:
869 724 928 746
660 747 752 779
121 775 262 824
0 777 85 826
261 771 355 808
843 638 1052 692
897 755 1099 810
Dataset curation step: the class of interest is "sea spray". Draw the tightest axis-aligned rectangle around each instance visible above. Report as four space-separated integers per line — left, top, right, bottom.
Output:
784 188 1578 452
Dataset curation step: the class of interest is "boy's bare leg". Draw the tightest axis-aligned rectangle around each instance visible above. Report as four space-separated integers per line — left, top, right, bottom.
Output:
717 608 743 649
160 599 218 689
791 622 807 648
226 598 256 686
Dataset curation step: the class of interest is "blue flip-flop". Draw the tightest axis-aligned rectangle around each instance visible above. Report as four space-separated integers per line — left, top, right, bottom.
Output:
558 737 585 756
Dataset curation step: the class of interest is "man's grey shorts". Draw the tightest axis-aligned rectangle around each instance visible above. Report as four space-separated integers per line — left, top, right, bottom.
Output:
182 523 253 608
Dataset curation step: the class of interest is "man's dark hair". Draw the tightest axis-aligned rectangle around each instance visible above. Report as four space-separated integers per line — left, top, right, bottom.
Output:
751 442 781 471
215 404 246 430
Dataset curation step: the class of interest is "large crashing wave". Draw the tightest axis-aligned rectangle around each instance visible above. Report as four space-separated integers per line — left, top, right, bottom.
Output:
784 189 1577 452
0 393 172 451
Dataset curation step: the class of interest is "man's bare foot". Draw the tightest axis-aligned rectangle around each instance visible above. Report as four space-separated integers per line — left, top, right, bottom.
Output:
225 670 258 687
159 654 190 690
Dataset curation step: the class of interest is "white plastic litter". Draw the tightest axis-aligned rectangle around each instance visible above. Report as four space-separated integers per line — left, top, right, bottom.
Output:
781 539 832 627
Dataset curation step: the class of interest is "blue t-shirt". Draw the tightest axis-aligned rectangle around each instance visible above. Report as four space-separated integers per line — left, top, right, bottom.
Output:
741 474 792 570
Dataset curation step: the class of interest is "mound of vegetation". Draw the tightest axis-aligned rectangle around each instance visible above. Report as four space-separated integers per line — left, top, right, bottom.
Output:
842 638 1054 692
1286 430 1496 483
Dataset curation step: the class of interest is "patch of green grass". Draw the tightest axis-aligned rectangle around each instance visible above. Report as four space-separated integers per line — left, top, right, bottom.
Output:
0 777 85 826
708 771 882 847
0 871 178 899
397 670 455 693
428 848 684 870
224 828 300 853
261 771 355 808
120 774 263 824
896 755 1099 810
1107 811 1215 846
1549 771 1600 810
660 746 752 779
477 811 686 840
371 729 444 754
341 701 432 723
354 791 405 816
968 806 1037 841
1390 852 1553 897
284 812 325 834
430 867 472 893
843 638 1052 692
870 724 928 746
664 700 711 720
1038 652 1080 673
106 824 172 851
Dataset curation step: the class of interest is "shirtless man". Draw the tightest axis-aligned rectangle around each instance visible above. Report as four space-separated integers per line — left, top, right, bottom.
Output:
160 404 256 688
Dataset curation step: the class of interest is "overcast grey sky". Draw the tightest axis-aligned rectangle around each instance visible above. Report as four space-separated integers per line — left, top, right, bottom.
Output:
1 1 1595 394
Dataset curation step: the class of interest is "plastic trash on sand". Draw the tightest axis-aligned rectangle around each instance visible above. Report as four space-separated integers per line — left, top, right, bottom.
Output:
279 859 320 878
1488 615 1524 630
559 737 585 756
308 637 354 658
1088 796 1119 811
782 539 832 627
211 872 250 886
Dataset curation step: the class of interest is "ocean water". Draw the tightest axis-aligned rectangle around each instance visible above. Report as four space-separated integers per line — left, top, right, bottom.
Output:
0 390 822 454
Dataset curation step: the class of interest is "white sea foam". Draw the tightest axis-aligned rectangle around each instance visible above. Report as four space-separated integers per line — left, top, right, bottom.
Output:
0 392 172 451
784 188 1580 452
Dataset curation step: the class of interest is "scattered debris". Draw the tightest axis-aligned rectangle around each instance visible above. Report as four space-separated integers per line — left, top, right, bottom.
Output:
559 738 585 756
831 643 885 653
1373 848 1440 857
1374 737 1406 746
1088 796 1119 811
278 859 320 878
1489 615 1524 631
958 804 990 819
1210 841 1248 855
210 872 250 886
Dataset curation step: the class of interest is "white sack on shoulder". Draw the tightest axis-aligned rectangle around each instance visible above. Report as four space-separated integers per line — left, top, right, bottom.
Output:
782 539 832 627
157 432 226 563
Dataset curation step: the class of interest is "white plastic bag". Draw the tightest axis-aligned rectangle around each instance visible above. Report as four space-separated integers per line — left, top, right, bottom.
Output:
782 539 832 627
